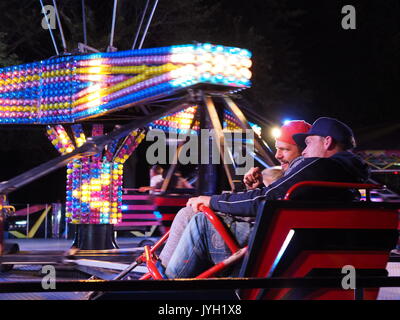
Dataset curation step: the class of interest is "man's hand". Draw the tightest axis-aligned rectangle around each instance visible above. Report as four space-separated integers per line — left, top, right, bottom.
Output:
187 196 211 212
243 167 263 190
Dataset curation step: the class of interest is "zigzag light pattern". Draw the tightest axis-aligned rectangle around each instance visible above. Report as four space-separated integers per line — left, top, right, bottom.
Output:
0 43 252 124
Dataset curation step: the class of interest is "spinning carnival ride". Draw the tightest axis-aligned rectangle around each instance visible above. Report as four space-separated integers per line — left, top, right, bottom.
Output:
0 3 398 301
0 1 277 274
0 41 277 256
0 43 252 124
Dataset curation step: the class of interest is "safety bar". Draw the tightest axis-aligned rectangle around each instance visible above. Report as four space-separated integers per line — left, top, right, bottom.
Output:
199 204 240 254
196 247 248 279
137 205 241 280
284 181 382 201
143 245 163 280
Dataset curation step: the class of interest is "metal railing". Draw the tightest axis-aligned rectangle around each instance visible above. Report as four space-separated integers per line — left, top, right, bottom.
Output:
1 276 400 300
4 203 66 239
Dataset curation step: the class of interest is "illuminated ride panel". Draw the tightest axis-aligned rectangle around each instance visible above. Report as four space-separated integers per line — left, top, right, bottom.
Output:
46 123 146 225
2 43 254 230
0 43 252 124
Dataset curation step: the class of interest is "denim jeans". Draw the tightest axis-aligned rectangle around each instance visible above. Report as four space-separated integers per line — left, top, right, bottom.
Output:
159 206 197 267
165 212 254 278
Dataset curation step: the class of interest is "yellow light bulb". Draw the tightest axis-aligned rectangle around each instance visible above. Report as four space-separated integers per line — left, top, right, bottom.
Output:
213 54 227 66
240 58 252 69
87 67 102 74
239 68 252 79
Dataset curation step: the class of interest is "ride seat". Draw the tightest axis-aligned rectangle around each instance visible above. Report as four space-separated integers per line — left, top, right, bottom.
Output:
238 199 399 300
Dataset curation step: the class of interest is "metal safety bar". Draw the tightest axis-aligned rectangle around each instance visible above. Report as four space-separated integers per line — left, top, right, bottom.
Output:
199 204 240 254
284 181 382 200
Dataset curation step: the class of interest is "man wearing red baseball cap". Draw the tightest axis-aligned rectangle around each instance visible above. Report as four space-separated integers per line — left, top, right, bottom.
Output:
243 120 311 189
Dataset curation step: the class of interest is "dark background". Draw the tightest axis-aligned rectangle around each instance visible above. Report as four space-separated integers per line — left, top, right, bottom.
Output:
0 0 399 204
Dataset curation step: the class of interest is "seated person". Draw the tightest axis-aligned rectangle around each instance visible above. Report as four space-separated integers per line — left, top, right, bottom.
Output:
156 170 194 191
158 120 311 268
164 117 370 278
261 167 284 188
138 165 164 194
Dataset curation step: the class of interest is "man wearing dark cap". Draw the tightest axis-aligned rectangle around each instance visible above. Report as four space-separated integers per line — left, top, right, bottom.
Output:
164 117 370 279
294 117 357 157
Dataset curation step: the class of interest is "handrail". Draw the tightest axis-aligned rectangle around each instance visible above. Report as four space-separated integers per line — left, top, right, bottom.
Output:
284 181 382 201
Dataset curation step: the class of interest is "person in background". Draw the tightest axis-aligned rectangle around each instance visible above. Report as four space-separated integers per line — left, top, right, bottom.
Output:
261 167 284 187
138 165 164 194
156 170 194 191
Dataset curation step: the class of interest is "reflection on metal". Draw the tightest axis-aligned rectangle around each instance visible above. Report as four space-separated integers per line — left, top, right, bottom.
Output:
52 203 63 238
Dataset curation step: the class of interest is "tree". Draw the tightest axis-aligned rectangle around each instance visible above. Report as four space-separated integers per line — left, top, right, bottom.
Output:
0 32 20 67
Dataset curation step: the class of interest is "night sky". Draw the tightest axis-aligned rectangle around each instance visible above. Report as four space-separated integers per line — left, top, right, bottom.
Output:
0 0 399 203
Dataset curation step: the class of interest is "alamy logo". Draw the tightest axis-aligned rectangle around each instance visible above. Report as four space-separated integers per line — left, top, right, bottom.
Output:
41 5 56 30
341 265 356 290
145 129 255 175
41 265 56 290
341 5 356 30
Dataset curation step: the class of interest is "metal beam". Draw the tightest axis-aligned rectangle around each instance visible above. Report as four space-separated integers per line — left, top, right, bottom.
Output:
204 96 237 191
223 96 278 167
160 106 200 193
52 0 67 52
81 0 88 48
131 0 150 49
108 0 119 51
0 96 190 195
39 0 59 56
138 0 159 49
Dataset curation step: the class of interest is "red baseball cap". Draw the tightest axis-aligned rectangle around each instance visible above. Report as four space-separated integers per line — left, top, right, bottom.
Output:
276 120 312 145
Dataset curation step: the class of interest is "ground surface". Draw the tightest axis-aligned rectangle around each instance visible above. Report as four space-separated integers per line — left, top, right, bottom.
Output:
0 238 399 300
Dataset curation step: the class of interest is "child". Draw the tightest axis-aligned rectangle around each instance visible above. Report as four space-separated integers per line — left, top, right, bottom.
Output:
261 166 284 186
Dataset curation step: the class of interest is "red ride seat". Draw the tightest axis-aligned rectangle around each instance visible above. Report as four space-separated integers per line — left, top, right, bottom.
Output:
238 200 399 300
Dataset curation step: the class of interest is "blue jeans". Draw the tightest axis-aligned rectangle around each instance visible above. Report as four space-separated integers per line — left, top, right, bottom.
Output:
165 213 254 278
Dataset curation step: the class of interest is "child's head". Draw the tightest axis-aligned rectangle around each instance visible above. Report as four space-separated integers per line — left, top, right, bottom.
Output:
261 166 284 186
150 165 163 177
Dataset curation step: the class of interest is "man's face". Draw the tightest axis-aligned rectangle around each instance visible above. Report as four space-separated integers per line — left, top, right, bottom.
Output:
302 135 327 158
275 140 301 172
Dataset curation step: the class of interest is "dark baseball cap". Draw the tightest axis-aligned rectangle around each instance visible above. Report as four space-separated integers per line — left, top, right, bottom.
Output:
292 117 356 150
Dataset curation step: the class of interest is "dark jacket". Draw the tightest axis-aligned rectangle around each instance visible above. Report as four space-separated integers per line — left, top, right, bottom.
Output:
210 151 370 217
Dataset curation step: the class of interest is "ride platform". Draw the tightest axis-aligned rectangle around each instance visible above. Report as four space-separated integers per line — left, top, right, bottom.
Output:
0 237 150 300
0 237 399 300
